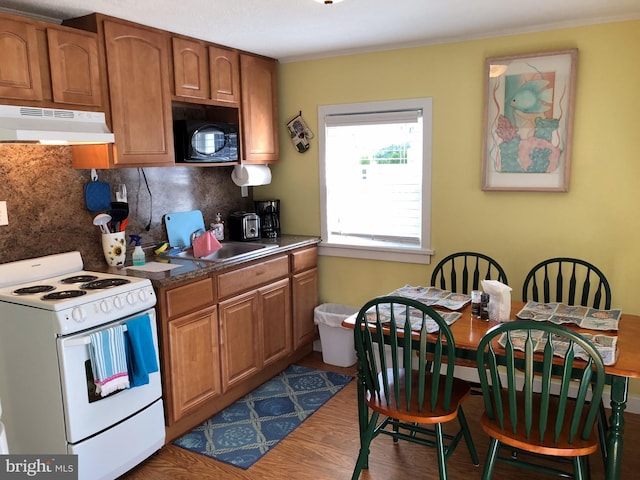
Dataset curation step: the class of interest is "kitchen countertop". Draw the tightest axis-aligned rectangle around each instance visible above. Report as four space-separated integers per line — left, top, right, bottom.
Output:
106 235 321 288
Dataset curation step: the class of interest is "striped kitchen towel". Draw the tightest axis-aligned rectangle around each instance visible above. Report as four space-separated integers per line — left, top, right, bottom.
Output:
89 325 130 396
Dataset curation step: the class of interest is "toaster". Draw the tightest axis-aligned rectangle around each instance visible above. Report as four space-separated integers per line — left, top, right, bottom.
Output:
228 212 261 241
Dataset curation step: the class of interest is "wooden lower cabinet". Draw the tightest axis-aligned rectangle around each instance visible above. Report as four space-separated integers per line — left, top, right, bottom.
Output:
261 279 292 366
219 278 291 391
291 246 319 349
158 245 318 442
292 268 318 349
218 290 260 390
167 305 221 423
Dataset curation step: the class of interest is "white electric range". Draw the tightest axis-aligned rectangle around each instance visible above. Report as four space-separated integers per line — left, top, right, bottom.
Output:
0 251 165 480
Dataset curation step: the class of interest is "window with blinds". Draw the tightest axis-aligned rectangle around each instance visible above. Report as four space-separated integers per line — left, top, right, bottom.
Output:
318 98 433 264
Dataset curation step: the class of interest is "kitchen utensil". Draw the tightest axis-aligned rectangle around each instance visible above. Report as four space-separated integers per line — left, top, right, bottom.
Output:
111 201 129 213
108 208 128 233
115 184 127 203
119 217 129 232
93 213 112 234
164 210 206 247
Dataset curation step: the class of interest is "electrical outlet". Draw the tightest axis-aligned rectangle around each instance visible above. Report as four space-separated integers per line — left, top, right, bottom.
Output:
240 186 248 198
0 201 7 226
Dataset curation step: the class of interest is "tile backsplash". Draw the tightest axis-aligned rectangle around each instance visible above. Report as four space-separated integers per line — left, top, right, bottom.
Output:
0 145 253 269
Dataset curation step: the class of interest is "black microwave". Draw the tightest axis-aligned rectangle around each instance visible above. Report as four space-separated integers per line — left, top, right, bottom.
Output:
174 120 239 163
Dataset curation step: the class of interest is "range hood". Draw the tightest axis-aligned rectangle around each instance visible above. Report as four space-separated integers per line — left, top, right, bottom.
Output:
0 105 115 145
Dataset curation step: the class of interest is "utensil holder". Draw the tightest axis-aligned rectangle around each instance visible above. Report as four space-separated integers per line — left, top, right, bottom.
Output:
102 232 126 267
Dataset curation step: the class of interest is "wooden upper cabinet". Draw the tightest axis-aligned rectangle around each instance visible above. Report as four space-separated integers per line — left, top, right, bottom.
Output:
209 46 239 105
240 53 279 164
103 20 174 166
47 29 101 106
0 16 43 101
172 36 208 100
171 38 240 107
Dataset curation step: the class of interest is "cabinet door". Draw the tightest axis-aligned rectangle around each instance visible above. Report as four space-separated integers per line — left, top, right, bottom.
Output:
260 278 292 367
168 306 221 423
292 267 318 350
47 28 101 106
172 36 208 99
240 53 279 163
219 291 261 391
103 20 174 166
0 17 42 101
209 46 239 105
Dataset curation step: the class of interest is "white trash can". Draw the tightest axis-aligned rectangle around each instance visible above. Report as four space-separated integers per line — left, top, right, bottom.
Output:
314 303 359 367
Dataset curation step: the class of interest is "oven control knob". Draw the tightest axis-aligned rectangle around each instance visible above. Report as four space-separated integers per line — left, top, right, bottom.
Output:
100 300 112 313
138 289 149 302
113 296 124 309
126 292 136 305
71 307 87 323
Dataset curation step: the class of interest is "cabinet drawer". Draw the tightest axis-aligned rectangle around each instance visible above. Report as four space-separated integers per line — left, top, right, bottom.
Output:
165 277 215 318
217 255 288 299
291 246 318 274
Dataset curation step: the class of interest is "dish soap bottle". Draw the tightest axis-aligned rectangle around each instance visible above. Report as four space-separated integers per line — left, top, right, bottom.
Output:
211 213 225 241
129 235 146 266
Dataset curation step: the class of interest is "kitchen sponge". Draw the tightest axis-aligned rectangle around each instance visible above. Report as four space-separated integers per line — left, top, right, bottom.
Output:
153 242 169 255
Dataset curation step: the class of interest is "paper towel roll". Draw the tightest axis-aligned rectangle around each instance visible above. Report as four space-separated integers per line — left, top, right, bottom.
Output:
231 165 272 187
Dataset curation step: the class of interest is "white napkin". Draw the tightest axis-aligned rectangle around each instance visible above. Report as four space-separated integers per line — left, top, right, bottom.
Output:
481 279 512 322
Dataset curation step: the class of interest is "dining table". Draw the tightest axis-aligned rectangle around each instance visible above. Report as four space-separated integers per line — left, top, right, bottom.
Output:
342 297 640 480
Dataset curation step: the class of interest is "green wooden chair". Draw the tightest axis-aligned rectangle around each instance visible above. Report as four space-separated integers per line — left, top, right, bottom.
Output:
522 257 611 310
476 320 605 479
522 257 612 461
351 295 479 480
431 252 508 294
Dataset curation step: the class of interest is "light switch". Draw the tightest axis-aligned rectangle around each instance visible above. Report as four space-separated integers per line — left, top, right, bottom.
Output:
0 201 7 226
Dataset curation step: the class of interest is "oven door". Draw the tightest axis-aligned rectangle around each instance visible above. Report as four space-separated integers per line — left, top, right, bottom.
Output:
57 308 162 444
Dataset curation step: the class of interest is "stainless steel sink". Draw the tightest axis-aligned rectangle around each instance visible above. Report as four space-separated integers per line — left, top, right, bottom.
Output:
163 241 278 262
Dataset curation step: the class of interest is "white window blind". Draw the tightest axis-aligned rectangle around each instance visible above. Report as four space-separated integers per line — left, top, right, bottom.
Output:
318 98 432 263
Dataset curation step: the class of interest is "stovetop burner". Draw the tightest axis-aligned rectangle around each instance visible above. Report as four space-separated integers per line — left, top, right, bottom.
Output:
42 290 87 300
14 285 56 295
0 252 155 320
81 278 131 290
60 275 99 284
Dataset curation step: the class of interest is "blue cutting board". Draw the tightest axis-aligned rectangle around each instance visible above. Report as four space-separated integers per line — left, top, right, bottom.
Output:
164 210 206 247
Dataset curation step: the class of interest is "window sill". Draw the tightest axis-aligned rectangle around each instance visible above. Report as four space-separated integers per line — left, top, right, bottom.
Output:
318 242 433 264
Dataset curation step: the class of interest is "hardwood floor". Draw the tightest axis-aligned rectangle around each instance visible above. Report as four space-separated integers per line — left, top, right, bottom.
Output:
120 352 639 479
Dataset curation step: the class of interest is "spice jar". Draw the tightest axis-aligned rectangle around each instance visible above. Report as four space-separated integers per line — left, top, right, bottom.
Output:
471 290 482 317
480 293 490 321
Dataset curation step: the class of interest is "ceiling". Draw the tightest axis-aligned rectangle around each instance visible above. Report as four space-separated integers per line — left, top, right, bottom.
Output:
2 0 640 62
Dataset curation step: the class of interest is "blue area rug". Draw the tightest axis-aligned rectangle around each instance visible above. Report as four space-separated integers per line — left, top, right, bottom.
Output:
173 364 353 469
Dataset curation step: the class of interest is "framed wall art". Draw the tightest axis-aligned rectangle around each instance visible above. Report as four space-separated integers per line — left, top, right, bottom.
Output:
481 49 578 191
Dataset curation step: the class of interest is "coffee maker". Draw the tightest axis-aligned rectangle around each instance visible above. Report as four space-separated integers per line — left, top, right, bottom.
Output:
254 200 280 238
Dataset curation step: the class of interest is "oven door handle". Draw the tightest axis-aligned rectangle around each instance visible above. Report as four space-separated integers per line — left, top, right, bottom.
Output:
66 325 129 347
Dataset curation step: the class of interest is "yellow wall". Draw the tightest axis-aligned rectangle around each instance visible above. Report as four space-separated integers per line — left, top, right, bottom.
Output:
259 20 640 317
259 20 640 398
